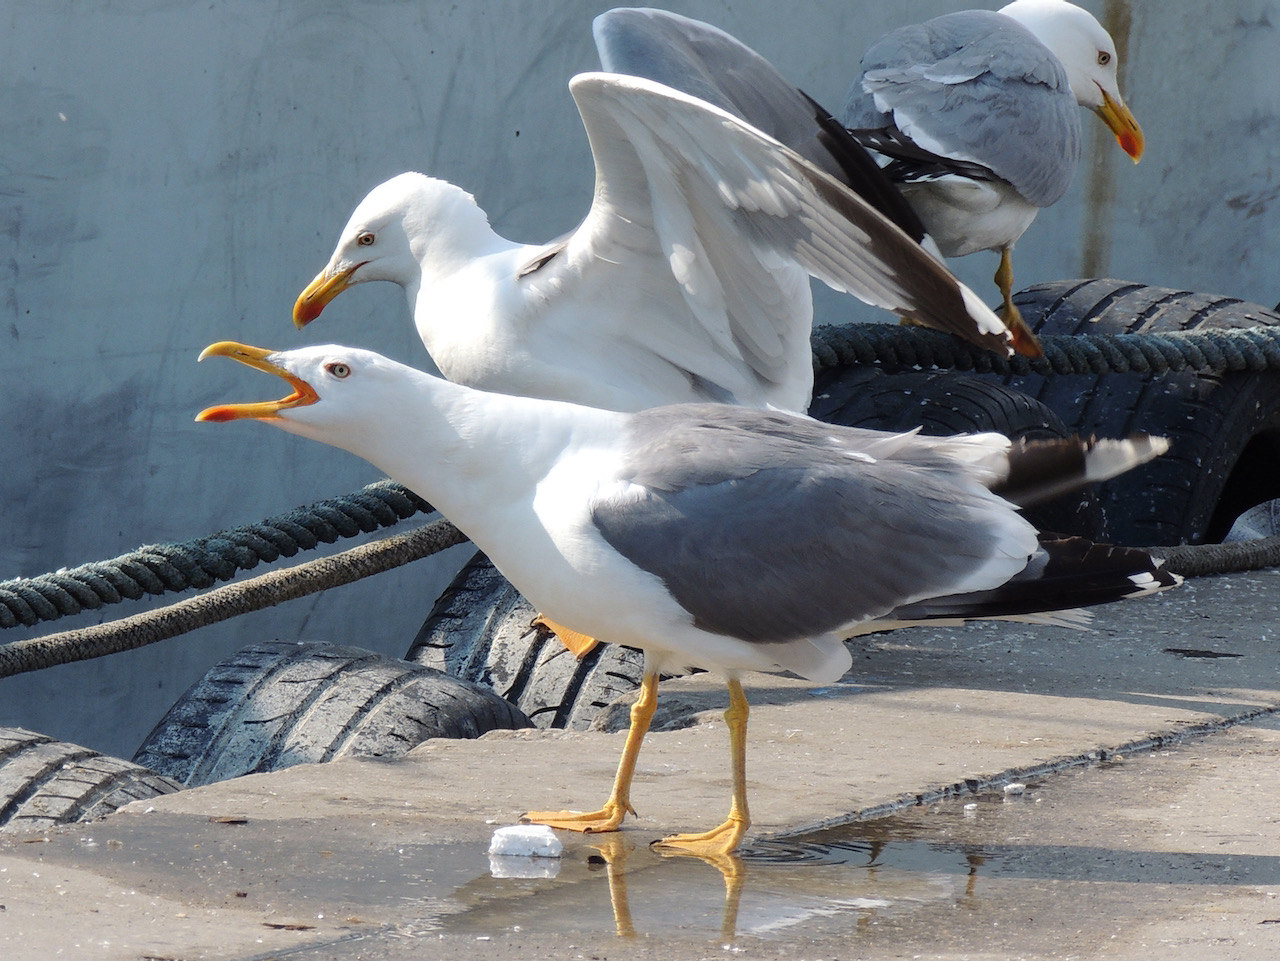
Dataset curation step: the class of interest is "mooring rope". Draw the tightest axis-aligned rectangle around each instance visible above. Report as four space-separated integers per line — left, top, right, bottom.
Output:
1149 536 1280 578
810 322 1280 377
0 517 468 680
0 479 433 630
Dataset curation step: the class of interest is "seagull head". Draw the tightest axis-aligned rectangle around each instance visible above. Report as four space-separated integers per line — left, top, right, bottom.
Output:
196 340 411 451
293 172 481 328
1001 0 1144 161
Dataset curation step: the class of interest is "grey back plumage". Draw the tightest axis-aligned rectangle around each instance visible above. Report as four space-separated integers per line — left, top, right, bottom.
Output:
843 9 1081 208
591 406 1023 644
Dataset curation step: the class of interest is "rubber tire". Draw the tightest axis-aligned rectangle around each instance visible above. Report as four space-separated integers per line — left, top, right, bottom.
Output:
0 727 181 832
810 366 1070 437
808 365 1104 538
132 641 533 788
1002 279 1280 545
407 550 647 731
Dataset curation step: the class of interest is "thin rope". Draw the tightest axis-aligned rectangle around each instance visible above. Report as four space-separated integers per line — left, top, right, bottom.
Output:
0 479 432 630
0 518 468 680
810 322 1280 376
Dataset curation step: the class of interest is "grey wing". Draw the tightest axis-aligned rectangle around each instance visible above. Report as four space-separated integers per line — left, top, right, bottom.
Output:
594 8 821 157
592 413 1036 644
842 10 1081 207
593 8 930 248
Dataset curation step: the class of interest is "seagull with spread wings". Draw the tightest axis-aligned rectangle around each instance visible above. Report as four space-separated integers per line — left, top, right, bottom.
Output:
293 71 1026 421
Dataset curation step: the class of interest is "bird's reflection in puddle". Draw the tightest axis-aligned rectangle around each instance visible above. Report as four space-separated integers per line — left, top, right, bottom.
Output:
589 834 745 939
443 819 995 942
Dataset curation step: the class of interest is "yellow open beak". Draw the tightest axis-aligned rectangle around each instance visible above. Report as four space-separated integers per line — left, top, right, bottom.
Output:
1095 88 1144 162
196 341 319 422
293 263 362 329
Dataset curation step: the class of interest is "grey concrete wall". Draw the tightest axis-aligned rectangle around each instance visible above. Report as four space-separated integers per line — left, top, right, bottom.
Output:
1 1 1275 758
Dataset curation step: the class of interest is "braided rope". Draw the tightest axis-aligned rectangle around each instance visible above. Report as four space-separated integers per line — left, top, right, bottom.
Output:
1148 536 1280 578
0 518 468 680
0 480 432 630
810 322 1280 376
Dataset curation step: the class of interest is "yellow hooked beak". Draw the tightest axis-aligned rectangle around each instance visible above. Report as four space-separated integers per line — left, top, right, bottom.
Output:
293 263 362 328
1094 87 1144 162
196 341 319 422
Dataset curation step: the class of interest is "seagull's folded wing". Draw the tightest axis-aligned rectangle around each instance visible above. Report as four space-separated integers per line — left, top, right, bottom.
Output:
846 11 1082 206
590 406 1035 646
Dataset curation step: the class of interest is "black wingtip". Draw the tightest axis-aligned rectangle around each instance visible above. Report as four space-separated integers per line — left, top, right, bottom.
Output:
993 435 1166 508
799 90 931 246
890 533 1181 624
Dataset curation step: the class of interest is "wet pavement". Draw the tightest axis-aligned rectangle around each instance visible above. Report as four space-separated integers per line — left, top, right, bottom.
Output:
3 568 1280 960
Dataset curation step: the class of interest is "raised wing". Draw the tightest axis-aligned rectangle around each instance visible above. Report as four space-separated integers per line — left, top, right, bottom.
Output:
566 71 1015 399
592 7 926 240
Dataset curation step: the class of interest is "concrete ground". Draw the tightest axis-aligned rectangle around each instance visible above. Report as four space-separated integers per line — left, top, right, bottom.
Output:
3 568 1280 960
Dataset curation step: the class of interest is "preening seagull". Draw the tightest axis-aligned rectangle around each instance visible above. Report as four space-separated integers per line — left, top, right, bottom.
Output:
293 71 1026 418
842 0 1144 340
197 340 1179 855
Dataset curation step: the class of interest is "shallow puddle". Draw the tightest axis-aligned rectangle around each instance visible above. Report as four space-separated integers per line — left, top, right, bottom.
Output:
9 721 1280 960
429 753 1280 946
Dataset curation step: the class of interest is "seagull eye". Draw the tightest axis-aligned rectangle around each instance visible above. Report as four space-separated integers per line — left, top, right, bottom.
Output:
1097 51 1111 66
326 362 351 379
357 231 375 246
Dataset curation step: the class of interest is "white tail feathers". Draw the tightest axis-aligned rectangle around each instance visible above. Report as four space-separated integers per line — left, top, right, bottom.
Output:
1084 435 1170 485
996 433 1169 509
1126 566 1184 598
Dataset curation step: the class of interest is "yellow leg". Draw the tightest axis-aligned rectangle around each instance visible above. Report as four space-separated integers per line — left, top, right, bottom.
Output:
650 678 751 857
994 245 1044 358
994 243 1016 315
532 614 600 659
523 671 658 834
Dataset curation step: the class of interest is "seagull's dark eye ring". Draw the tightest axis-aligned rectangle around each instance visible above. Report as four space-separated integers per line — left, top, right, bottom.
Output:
1097 51 1111 66
326 362 351 379
357 231 375 246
